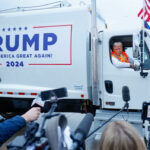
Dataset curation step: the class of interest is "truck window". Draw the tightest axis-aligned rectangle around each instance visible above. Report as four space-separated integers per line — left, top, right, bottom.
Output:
110 36 150 70
109 35 133 68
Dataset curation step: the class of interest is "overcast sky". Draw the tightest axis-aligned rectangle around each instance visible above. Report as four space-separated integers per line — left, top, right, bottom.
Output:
0 0 143 22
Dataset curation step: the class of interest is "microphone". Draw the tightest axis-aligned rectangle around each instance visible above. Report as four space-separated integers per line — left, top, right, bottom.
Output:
73 113 94 149
122 86 130 102
122 86 130 110
31 96 45 108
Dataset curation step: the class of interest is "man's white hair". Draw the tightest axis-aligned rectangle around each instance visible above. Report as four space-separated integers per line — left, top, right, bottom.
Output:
113 42 123 47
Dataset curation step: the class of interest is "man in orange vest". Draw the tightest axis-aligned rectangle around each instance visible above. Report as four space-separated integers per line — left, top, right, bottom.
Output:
111 42 134 68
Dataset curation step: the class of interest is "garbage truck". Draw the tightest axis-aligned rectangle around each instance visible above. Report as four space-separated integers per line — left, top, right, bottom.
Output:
0 0 150 139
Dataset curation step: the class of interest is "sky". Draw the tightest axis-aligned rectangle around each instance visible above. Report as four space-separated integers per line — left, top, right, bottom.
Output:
0 0 143 26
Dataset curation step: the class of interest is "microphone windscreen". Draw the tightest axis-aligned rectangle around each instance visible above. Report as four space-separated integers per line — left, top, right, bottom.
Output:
74 113 94 140
122 86 130 102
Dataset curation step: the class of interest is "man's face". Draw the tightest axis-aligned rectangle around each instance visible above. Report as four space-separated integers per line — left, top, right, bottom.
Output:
113 45 123 56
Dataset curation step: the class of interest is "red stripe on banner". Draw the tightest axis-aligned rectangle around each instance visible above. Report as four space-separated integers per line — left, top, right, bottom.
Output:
33 24 72 28
28 64 71 65
0 92 3 94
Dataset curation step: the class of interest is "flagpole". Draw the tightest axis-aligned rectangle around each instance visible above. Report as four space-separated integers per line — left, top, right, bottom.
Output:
140 0 148 77
142 0 145 65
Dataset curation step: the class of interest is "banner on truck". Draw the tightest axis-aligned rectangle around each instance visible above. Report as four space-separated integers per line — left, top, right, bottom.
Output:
0 24 72 67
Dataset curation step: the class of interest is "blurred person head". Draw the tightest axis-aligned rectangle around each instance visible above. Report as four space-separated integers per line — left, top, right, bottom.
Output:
98 120 146 150
113 42 123 56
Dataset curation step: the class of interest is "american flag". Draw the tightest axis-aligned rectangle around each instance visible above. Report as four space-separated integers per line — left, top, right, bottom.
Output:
138 0 150 23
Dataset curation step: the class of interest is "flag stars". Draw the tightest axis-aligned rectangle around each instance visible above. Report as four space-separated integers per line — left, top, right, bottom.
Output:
13 27 16 31
8 28 11 31
2 28 5 32
19 27 22 31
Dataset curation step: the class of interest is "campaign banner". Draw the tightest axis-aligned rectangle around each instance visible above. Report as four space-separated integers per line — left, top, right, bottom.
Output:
0 24 72 67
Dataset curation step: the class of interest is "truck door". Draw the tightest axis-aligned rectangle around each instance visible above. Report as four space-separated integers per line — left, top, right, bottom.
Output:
101 34 150 110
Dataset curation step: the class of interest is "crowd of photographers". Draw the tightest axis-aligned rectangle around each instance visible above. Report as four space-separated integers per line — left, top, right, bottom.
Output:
0 109 147 150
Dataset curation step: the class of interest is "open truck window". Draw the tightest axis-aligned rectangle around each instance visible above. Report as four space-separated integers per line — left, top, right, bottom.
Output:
109 35 133 68
109 35 150 70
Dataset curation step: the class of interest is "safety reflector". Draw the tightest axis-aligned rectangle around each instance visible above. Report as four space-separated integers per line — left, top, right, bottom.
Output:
0 91 38 96
81 94 84 98
106 101 115 106
7 92 13 95
18 92 25 95
31 93 38 96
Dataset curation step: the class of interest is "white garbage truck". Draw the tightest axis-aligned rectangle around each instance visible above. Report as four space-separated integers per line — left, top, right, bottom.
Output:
0 0 150 142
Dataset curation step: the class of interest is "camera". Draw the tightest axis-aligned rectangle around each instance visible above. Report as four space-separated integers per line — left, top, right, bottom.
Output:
7 88 68 150
142 102 150 121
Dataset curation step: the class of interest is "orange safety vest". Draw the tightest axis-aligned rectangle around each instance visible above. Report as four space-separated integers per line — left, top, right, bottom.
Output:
111 51 129 63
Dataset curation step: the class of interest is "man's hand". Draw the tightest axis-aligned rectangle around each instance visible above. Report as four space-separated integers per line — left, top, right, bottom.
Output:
21 107 41 123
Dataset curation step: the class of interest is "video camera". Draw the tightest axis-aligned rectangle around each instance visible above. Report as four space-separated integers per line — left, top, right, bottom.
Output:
141 102 150 150
142 102 150 121
7 87 68 150
7 87 94 150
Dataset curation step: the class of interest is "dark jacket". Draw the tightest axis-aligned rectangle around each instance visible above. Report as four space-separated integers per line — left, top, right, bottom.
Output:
0 115 26 146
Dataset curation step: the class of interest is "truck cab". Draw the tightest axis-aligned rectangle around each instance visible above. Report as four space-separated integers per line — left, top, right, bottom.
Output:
99 28 150 110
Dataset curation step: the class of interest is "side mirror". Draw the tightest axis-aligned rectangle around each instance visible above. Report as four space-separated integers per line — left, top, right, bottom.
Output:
133 33 140 58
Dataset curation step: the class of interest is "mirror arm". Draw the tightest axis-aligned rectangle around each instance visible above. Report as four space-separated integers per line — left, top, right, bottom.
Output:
139 30 148 78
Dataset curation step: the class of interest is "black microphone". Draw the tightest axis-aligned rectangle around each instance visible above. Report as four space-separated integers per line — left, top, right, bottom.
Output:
41 87 68 101
122 86 130 102
73 113 94 149
31 97 45 108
